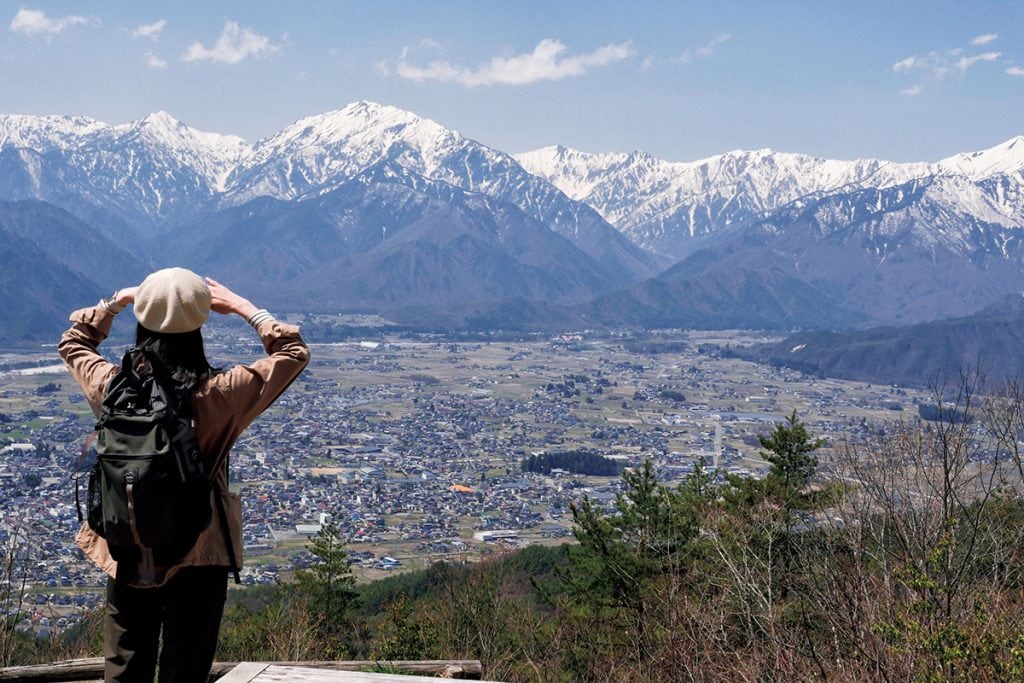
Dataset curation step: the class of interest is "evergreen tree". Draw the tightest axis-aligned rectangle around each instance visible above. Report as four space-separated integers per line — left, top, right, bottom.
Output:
760 409 823 494
296 519 358 645
559 460 718 675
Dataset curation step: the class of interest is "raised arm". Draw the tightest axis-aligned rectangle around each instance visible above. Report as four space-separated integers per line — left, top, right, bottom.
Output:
58 287 138 415
203 278 310 429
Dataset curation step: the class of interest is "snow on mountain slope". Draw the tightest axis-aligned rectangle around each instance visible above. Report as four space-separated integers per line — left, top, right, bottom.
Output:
0 112 252 225
1 102 1022 277
226 101 462 200
111 112 250 190
225 101 657 281
937 135 1024 179
777 175 1024 257
0 114 107 151
515 139 1024 260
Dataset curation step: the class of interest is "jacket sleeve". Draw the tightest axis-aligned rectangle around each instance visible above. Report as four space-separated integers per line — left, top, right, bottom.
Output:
208 319 311 431
58 305 120 417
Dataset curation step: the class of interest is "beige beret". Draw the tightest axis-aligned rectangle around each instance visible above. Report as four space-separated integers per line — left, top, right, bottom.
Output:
133 267 211 333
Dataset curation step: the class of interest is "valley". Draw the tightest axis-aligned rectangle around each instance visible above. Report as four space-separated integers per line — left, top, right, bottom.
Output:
0 325 932 637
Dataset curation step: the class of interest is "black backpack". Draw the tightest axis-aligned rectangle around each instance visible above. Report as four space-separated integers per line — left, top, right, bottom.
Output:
76 347 238 582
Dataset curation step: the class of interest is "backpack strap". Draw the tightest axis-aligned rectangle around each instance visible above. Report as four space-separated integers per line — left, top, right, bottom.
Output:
73 431 98 522
213 478 242 585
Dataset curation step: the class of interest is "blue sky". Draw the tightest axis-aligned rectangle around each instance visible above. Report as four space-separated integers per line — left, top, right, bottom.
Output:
0 1 1021 162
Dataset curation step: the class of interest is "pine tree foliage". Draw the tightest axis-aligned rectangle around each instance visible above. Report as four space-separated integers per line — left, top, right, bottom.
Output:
760 409 824 492
295 519 358 650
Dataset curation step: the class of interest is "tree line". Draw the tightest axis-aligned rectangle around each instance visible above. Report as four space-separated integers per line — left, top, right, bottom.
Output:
520 449 622 476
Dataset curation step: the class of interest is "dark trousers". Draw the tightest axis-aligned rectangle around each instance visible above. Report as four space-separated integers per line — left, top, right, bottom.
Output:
104 566 228 683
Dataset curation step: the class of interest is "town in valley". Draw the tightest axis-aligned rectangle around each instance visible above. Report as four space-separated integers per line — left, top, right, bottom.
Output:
0 319 928 636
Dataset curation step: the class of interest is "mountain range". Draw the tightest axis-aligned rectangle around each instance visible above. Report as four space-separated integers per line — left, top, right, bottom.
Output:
1 101 1023 351
516 136 1024 261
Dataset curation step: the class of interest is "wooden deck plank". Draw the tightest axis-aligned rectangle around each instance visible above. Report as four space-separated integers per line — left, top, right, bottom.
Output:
0 658 483 681
243 665 497 682
214 662 270 682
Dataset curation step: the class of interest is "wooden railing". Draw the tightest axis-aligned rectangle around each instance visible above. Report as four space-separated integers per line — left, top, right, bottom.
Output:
0 658 484 681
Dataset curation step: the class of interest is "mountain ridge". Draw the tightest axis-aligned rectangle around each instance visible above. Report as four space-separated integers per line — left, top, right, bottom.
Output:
1 103 1023 343
744 292 1024 388
516 137 1024 260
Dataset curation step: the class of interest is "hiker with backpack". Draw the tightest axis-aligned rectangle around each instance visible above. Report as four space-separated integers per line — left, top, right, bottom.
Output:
59 267 310 683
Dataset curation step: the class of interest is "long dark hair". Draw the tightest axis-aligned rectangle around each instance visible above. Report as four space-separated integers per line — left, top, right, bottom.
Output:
135 324 217 392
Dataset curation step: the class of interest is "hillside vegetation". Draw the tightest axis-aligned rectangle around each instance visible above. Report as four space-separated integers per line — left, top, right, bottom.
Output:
9 376 1024 681
747 293 1024 388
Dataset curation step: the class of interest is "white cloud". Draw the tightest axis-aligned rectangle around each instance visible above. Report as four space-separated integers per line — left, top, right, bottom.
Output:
954 51 1000 71
678 33 730 64
132 19 166 40
145 51 167 69
9 8 96 35
182 21 279 64
394 38 634 87
1007 66 1024 77
893 38 1006 94
893 55 925 72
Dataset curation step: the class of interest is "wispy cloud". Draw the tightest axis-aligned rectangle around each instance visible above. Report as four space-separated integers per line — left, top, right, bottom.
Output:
9 8 97 36
677 33 730 64
132 19 166 40
893 50 1000 78
955 51 1000 70
183 21 279 64
1007 66 1024 77
392 38 634 87
893 55 925 73
145 52 167 69
893 35 1005 94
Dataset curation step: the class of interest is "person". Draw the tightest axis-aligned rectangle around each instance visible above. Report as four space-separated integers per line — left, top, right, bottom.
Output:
59 267 310 682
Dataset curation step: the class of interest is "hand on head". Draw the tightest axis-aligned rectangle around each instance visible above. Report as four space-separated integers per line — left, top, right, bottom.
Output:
112 274 257 320
205 277 258 319
113 286 138 307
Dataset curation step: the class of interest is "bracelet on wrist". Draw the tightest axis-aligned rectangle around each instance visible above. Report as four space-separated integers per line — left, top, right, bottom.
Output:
246 309 274 329
101 291 126 314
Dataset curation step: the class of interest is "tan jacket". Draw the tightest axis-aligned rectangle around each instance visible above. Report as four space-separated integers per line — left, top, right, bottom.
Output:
59 304 310 587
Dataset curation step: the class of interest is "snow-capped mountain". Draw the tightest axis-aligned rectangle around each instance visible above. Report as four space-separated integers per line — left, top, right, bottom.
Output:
0 103 654 281
120 111 250 191
0 114 108 151
580 171 1024 331
2 101 1024 337
937 135 1024 179
226 102 463 201
0 111 249 230
753 174 1024 321
172 159 622 312
516 137 1024 260
224 101 655 281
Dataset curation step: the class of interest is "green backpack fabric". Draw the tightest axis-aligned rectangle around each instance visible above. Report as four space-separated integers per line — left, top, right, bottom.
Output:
83 347 212 572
